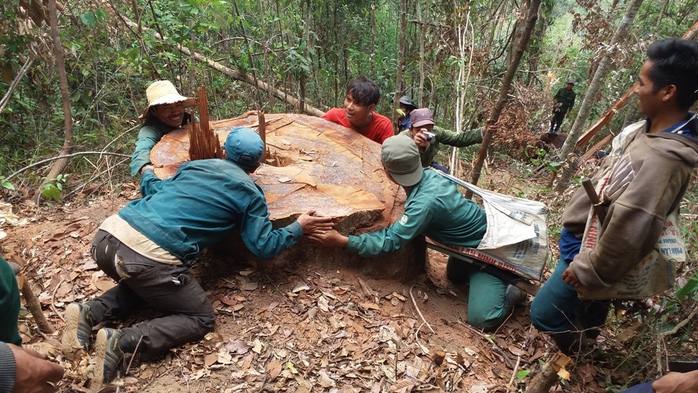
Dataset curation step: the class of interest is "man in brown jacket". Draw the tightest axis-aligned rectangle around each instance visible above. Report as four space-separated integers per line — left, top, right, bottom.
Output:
530 38 698 355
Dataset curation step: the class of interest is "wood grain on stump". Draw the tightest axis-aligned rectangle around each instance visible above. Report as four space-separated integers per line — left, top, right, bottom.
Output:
150 114 426 279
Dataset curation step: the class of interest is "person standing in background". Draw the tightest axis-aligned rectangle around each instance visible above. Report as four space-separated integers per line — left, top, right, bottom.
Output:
549 79 576 134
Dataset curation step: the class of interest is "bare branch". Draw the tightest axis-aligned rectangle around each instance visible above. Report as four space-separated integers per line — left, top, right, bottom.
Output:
5 152 130 182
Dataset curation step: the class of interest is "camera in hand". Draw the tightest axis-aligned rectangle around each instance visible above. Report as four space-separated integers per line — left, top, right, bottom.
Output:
423 130 436 142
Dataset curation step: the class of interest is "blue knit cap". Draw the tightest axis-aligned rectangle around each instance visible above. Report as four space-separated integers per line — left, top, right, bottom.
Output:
224 127 264 172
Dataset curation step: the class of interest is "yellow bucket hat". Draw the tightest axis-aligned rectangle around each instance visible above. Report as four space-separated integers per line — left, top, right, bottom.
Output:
140 80 189 120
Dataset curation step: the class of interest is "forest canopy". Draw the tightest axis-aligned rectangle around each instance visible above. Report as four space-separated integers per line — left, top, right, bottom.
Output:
1 0 697 189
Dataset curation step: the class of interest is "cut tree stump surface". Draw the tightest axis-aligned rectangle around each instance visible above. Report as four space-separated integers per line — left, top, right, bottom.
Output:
151 114 425 279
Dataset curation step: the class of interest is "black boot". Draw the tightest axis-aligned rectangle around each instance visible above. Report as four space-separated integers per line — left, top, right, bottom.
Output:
446 257 469 286
549 331 588 356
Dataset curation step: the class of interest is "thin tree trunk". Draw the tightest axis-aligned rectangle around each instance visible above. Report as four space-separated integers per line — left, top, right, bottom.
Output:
370 3 376 76
300 0 310 113
418 0 427 106
333 0 339 106
0 55 34 114
555 0 644 192
655 0 670 30
467 0 542 195
677 0 698 26
450 2 474 176
393 0 408 130
36 0 74 201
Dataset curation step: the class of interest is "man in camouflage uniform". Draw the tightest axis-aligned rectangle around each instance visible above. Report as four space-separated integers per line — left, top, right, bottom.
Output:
549 80 576 134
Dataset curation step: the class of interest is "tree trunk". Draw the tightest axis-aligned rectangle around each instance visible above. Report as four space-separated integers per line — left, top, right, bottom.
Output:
333 0 339 107
370 3 376 76
525 0 553 87
555 0 643 193
468 0 542 195
655 0 670 31
151 114 425 279
450 2 474 177
35 0 74 201
393 0 408 130
418 0 428 106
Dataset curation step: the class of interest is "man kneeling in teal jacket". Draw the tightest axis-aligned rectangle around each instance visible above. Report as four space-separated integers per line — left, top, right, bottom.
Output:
308 135 525 331
62 127 332 386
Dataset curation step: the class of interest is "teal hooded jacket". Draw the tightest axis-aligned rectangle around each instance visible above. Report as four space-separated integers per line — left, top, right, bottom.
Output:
119 158 302 262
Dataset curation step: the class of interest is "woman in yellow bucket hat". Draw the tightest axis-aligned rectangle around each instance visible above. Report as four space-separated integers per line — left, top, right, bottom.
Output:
130 80 196 177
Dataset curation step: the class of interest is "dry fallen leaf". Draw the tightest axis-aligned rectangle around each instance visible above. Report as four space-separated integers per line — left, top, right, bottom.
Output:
204 352 218 367
358 302 380 311
265 360 283 381
217 349 233 365
94 277 116 292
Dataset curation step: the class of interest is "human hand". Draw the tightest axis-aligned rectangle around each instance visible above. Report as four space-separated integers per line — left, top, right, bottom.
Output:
487 120 500 134
306 229 349 248
561 267 583 289
140 164 154 175
9 343 64 393
412 129 430 148
652 370 698 393
296 210 334 235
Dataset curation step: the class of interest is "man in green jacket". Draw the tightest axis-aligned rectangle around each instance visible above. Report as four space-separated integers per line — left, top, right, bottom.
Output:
309 135 525 331
399 108 498 171
63 127 333 386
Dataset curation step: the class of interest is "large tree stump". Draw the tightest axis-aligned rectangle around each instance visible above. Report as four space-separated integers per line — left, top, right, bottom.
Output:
151 114 425 279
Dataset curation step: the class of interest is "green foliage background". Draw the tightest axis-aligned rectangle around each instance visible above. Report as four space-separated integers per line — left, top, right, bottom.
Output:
1 0 695 180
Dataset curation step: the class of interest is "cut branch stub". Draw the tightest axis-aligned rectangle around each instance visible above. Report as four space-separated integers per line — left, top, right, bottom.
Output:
150 114 425 278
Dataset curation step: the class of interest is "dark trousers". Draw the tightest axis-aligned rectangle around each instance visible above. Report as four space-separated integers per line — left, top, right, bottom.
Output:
619 382 655 393
550 110 567 133
87 230 215 355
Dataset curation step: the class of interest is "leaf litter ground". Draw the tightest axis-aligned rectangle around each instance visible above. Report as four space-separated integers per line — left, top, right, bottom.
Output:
1 166 654 393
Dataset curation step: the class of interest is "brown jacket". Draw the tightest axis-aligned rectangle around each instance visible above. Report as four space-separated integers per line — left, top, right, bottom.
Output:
563 119 698 289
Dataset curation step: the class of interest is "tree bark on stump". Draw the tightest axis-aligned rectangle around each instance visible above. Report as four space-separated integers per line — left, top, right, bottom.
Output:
151 114 425 279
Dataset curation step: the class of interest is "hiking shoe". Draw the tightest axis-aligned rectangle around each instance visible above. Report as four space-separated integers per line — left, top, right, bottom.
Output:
93 328 125 386
8 262 20 275
503 284 527 310
62 303 94 353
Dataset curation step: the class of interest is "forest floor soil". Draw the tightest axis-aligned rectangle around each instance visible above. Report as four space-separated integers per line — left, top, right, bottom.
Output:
1 164 641 392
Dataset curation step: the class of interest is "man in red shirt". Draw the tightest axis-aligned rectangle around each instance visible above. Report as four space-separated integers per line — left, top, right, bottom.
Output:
322 77 394 144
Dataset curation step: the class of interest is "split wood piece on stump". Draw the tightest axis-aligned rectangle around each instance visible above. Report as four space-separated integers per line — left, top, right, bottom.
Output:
188 86 221 161
150 113 425 279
